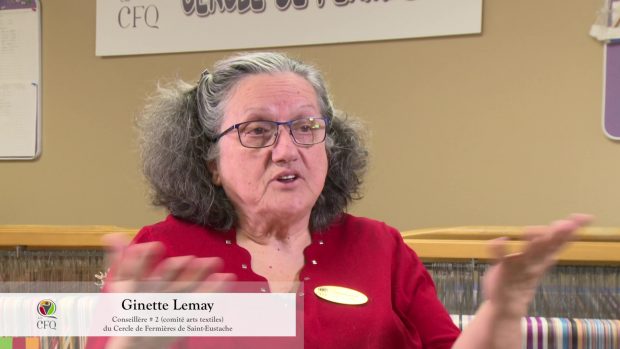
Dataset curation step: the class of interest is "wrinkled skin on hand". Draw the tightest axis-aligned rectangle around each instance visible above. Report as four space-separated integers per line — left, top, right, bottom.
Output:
482 214 592 319
97 234 236 349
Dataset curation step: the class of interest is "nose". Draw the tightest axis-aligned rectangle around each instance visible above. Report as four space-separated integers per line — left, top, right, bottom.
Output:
271 126 298 164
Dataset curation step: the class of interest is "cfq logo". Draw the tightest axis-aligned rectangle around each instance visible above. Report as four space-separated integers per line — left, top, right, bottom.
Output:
36 299 57 330
117 0 160 29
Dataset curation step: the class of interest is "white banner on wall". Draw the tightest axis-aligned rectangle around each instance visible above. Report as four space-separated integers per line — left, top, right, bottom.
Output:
96 0 482 56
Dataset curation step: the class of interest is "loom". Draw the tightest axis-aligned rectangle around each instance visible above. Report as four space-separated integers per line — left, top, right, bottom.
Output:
0 225 618 348
403 226 620 348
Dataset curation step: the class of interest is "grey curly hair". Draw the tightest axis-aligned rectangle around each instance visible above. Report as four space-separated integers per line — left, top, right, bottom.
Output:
139 52 368 231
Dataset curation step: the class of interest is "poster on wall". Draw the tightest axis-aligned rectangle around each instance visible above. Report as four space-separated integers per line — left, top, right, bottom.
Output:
604 43 620 140
603 0 620 140
593 0 620 140
0 0 41 160
96 0 482 56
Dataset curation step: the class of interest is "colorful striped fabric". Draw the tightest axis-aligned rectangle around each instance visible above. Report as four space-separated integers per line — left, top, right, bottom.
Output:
0 337 82 349
0 337 13 349
452 316 620 349
1 320 619 349
24 338 38 349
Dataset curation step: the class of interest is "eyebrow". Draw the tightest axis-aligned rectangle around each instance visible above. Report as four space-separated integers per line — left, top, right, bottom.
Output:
241 104 319 120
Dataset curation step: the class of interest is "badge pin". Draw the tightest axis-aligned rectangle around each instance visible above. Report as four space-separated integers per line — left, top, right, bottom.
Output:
314 285 368 305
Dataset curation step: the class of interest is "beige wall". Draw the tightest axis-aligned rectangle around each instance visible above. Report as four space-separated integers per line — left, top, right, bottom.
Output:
1 0 618 230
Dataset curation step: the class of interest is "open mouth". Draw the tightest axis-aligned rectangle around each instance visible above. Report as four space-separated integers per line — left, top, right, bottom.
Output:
277 174 298 183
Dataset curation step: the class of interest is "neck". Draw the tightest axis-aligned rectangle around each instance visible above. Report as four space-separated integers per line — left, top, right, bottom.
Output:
236 214 311 248
237 207 311 239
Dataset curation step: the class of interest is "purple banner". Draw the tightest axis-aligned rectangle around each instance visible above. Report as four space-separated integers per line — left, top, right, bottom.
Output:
0 0 36 11
604 43 620 139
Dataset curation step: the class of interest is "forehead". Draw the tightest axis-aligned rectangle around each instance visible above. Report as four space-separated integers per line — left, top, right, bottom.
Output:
224 72 320 121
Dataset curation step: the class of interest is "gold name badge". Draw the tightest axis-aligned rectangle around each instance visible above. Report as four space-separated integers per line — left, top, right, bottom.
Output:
314 285 368 305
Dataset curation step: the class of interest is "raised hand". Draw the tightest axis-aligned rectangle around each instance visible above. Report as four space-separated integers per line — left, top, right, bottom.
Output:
90 234 236 349
102 233 235 294
482 214 592 319
452 214 593 349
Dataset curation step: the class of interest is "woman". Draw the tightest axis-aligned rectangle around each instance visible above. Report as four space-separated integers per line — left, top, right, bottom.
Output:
89 52 590 349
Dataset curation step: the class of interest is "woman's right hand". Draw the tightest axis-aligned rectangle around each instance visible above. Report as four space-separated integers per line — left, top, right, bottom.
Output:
103 233 234 293
99 234 236 349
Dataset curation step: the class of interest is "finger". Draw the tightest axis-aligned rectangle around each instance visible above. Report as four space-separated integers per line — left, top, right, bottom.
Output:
488 237 510 263
148 255 196 285
522 225 549 242
519 225 552 263
535 214 591 247
569 213 593 227
175 257 224 284
520 218 583 274
113 242 165 281
195 273 237 293
548 219 579 246
154 257 223 292
102 233 131 271
562 213 593 243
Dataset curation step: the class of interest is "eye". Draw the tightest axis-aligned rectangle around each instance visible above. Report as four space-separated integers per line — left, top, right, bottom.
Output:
246 127 268 135
298 125 312 133
294 119 321 133
241 122 274 137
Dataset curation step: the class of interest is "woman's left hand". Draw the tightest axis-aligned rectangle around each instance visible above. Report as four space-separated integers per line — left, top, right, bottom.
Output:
482 213 592 319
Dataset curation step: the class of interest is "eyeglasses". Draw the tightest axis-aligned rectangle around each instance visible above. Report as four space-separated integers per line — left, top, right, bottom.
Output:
213 117 329 148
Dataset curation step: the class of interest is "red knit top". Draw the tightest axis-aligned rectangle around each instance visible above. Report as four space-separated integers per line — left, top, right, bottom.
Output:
86 214 459 349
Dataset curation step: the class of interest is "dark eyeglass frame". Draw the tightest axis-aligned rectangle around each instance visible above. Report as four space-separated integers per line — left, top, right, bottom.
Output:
213 117 330 149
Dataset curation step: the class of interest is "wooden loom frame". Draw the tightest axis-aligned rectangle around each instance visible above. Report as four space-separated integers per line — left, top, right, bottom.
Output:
0 225 618 264
402 226 620 264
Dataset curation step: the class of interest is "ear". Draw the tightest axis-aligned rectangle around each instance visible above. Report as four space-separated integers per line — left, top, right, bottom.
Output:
208 161 221 186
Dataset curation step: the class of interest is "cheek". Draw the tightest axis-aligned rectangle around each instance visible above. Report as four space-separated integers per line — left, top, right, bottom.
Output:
221 158 257 187
217 148 248 189
217 147 270 198
219 163 259 205
311 149 329 186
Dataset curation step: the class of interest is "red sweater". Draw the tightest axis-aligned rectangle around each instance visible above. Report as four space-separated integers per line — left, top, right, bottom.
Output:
87 214 459 349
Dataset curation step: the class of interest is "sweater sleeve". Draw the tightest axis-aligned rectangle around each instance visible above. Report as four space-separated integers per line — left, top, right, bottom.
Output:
392 231 461 348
